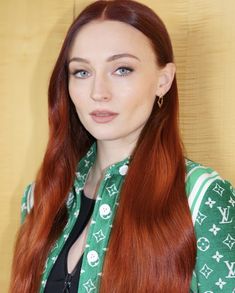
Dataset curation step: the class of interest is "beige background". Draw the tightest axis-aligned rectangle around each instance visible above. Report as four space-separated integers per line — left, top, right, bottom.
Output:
1 0 234 290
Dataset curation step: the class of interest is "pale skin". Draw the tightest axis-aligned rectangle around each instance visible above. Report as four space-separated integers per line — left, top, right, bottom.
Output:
66 19 176 273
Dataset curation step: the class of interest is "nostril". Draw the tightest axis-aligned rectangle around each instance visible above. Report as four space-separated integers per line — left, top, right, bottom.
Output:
91 94 110 101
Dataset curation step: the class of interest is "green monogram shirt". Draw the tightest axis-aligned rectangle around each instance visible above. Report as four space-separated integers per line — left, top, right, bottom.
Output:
20 144 235 292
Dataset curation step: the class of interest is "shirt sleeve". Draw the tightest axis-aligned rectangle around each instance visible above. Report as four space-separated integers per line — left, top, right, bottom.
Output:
193 178 235 292
20 182 35 224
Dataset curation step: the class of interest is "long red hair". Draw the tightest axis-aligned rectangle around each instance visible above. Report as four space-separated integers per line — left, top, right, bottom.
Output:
10 1 196 292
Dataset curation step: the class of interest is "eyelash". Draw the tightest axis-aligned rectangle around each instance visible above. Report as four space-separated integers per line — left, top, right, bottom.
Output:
115 67 134 76
71 66 134 79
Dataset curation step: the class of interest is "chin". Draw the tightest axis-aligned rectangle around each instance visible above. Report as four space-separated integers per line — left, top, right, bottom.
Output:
85 126 117 141
89 131 123 142
93 135 121 142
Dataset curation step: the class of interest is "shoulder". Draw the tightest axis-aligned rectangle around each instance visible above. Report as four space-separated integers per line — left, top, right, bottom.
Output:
186 159 235 292
185 158 235 231
185 158 234 224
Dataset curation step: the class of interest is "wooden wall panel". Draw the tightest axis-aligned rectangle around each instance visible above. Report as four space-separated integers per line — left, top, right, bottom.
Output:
0 0 74 290
146 0 235 183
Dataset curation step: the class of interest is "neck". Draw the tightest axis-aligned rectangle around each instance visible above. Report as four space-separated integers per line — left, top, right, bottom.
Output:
95 139 135 173
86 139 135 189
84 138 138 199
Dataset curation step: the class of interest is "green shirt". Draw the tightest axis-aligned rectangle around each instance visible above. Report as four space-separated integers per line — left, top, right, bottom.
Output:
186 160 235 292
20 145 235 292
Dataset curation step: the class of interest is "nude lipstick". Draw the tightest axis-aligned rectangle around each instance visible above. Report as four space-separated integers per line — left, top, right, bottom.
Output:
89 110 118 123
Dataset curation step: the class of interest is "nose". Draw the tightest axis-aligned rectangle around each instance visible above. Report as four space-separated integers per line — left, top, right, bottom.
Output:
90 74 111 102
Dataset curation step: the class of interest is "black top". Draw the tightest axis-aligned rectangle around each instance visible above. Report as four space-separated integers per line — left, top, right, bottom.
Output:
45 191 96 293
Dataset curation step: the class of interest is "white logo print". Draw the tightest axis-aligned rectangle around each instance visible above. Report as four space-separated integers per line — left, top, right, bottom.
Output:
205 197 216 208
209 224 221 236
106 184 118 197
83 278 96 293
217 206 233 224
215 278 226 289
224 261 235 278
196 211 207 225
213 183 225 196
223 234 235 250
93 229 105 243
199 264 213 279
99 204 112 219
212 251 223 263
197 237 210 251
87 250 99 267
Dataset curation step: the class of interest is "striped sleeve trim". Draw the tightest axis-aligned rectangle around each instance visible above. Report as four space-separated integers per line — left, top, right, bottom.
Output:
186 165 207 181
185 163 222 224
26 182 35 213
191 174 221 224
190 270 198 293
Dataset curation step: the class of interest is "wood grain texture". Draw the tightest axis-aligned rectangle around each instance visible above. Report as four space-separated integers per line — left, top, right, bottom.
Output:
148 0 235 183
0 0 74 290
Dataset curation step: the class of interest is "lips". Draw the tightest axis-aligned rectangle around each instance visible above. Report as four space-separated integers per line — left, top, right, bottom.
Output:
89 110 118 123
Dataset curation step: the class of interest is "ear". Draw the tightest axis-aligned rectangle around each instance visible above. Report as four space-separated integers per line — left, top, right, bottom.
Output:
155 62 176 96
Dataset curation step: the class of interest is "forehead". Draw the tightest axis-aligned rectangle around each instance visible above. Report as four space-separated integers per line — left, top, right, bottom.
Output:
69 20 156 63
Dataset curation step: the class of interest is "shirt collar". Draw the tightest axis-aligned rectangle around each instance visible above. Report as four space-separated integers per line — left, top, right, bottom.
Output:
75 142 131 181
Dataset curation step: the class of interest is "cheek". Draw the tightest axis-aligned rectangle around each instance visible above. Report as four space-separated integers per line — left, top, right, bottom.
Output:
137 82 157 109
68 79 75 96
68 81 85 109
123 76 156 101
68 81 77 105
123 87 156 112
68 79 87 99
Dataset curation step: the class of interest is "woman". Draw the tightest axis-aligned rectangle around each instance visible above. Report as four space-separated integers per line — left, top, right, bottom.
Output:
10 0 235 292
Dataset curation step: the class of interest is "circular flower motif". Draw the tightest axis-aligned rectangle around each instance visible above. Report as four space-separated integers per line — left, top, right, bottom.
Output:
197 237 210 251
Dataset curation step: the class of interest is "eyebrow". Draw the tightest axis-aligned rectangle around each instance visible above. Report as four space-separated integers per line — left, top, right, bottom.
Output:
68 53 141 65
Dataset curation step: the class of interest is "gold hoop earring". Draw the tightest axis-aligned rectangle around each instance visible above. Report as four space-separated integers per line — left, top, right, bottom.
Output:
157 94 164 108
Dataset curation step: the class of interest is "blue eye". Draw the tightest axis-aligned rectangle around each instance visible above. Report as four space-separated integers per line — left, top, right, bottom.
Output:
72 70 90 79
115 67 133 76
70 67 133 78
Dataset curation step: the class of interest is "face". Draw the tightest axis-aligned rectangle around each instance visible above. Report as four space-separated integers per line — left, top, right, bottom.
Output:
68 20 169 144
